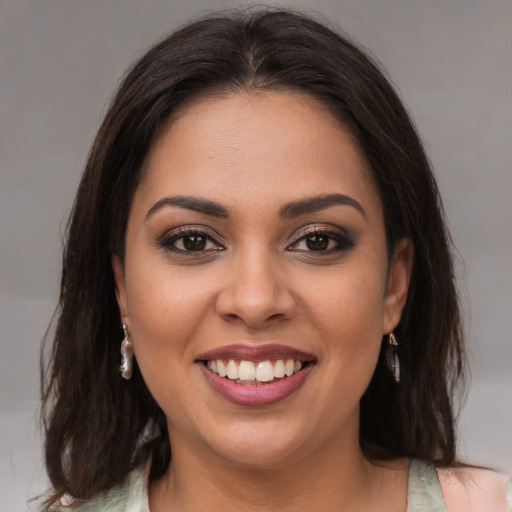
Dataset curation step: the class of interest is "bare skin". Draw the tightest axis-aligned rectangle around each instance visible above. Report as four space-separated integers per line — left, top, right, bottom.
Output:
113 91 414 511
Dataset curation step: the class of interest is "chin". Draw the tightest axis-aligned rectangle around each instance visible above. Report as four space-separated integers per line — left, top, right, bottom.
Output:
216 442 301 469
202 419 312 469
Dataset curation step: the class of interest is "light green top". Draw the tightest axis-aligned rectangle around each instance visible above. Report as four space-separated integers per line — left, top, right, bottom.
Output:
406 459 447 511
56 459 512 511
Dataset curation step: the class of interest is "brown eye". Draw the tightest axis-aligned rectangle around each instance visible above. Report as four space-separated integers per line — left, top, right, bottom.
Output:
287 227 355 254
157 228 224 254
183 235 207 251
305 234 329 251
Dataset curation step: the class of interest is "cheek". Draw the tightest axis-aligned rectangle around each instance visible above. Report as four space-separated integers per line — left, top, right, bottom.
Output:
124 261 218 368
123 266 221 418
300 260 386 329
298 263 386 379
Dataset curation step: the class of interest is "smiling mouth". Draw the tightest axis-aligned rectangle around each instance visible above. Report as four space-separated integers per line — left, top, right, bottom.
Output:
203 358 314 385
196 344 316 404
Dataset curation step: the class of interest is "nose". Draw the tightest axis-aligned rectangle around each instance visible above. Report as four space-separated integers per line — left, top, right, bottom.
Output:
215 250 296 329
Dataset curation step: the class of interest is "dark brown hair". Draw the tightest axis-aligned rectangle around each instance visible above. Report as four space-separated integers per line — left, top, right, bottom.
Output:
41 7 465 504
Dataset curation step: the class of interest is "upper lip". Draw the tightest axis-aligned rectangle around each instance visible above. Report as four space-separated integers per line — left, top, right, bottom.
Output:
196 343 315 362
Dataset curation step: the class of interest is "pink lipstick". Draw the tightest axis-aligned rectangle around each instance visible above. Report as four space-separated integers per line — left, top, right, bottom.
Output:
196 344 316 406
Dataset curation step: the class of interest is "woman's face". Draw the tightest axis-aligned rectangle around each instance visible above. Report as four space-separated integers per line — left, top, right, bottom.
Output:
113 91 412 468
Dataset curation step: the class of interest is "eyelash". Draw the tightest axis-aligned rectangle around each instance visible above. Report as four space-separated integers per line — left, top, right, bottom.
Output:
287 226 354 254
156 227 224 254
156 225 354 255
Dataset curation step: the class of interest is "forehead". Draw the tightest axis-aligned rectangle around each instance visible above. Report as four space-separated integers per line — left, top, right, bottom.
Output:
135 91 381 217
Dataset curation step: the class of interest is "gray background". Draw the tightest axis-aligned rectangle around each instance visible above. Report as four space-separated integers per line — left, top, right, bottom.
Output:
1 1 511 510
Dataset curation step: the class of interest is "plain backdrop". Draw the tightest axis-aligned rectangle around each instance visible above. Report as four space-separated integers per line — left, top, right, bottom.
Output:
1 1 511 510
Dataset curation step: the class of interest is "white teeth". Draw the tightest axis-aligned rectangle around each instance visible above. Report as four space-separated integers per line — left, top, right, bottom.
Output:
207 358 307 383
255 361 274 382
238 360 256 380
274 359 285 378
226 360 238 380
217 360 227 377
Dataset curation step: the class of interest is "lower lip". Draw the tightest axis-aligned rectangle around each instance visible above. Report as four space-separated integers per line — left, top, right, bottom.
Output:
198 363 315 406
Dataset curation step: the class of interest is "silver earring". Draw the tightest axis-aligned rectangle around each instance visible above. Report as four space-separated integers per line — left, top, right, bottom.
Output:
386 332 400 383
119 324 133 380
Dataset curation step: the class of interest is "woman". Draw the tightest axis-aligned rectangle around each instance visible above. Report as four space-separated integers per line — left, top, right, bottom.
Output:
41 8 511 511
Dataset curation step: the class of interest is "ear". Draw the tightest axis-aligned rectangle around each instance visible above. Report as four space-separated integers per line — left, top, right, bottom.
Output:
112 254 129 325
382 238 414 334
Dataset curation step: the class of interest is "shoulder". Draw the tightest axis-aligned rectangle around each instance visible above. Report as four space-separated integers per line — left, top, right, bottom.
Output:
437 466 512 512
50 489 129 511
47 462 149 512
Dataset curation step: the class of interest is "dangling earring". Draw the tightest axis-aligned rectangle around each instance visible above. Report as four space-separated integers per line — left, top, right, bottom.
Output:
119 324 133 380
386 332 400 383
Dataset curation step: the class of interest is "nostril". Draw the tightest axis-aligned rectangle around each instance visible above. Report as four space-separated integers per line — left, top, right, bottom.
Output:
214 275 296 328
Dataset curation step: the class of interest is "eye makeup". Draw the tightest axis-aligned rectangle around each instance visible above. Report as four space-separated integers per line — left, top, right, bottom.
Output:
154 221 356 260
155 225 225 254
287 224 355 254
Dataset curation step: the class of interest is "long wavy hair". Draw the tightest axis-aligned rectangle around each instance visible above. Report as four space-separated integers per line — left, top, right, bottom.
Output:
41 7 465 505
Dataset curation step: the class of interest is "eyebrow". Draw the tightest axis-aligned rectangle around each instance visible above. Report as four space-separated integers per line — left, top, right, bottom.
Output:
146 193 366 221
279 194 366 219
146 196 229 220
